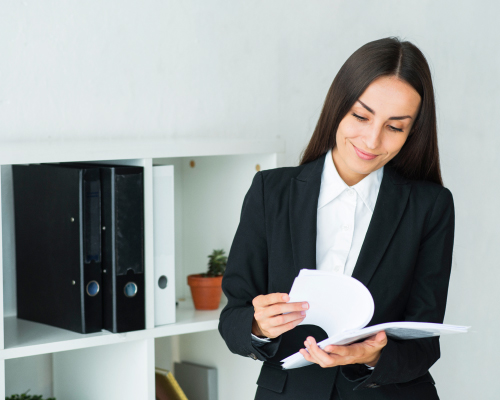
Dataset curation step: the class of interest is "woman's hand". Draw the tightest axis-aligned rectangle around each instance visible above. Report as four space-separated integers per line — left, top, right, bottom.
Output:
299 331 387 368
252 293 309 339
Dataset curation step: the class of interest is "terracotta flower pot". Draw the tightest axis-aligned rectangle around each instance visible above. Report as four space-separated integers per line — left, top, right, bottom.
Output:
187 274 223 310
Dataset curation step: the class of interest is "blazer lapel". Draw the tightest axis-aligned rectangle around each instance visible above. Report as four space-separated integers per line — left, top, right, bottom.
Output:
289 153 326 276
351 165 411 287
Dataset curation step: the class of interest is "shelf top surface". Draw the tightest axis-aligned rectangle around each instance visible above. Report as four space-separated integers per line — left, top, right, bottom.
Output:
0 137 285 165
2 299 224 359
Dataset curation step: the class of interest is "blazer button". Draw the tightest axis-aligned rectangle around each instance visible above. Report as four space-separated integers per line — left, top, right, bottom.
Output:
248 353 258 360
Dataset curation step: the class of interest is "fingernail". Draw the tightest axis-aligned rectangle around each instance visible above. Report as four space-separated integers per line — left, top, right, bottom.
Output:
302 302 308 309
301 311 306 316
282 295 288 301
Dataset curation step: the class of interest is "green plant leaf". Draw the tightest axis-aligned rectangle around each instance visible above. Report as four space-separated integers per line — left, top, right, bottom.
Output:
206 249 227 277
6 394 56 400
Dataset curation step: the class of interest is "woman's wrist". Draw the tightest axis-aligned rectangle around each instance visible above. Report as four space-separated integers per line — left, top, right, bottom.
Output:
364 351 381 367
251 316 266 338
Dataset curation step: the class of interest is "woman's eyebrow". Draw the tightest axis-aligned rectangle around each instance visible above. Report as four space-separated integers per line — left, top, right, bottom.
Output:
357 100 412 120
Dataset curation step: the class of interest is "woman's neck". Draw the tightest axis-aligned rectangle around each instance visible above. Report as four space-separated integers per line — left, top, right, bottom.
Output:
331 147 368 187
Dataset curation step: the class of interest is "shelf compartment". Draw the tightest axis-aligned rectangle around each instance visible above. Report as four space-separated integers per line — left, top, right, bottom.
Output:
2 299 223 360
5 354 52 398
53 340 151 400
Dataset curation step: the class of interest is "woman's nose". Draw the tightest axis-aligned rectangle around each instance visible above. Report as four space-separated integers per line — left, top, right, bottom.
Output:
362 124 383 150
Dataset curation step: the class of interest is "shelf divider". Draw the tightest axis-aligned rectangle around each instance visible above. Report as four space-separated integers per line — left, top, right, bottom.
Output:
143 158 155 330
0 169 4 351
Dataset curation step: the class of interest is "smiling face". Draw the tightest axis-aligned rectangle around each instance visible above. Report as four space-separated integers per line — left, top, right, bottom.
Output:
332 75 422 186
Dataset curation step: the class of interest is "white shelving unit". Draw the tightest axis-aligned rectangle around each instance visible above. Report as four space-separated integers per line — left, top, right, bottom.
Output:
0 137 285 399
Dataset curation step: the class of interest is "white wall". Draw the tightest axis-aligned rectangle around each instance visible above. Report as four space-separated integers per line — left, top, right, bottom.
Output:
1 1 497 399
5 355 53 398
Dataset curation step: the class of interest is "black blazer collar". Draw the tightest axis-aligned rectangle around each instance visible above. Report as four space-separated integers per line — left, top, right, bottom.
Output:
289 152 411 288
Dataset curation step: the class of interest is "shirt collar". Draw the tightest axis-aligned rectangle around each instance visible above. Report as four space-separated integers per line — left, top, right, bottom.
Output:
317 148 383 212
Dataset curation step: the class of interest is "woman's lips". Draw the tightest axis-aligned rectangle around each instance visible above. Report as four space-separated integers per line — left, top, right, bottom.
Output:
352 144 378 160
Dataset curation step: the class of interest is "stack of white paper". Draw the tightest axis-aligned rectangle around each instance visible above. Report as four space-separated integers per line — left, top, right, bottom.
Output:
280 269 469 370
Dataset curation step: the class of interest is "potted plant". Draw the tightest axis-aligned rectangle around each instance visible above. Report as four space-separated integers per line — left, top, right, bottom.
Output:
187 249 227 310
6 390 56 400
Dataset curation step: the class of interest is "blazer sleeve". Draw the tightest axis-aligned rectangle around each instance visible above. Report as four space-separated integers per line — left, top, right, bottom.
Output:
341 186 455 390
218 171 282 361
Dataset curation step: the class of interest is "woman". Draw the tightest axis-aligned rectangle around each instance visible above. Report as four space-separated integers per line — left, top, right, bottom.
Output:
218 37 455 400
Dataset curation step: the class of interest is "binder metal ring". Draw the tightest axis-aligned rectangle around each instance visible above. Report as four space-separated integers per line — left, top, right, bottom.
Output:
124 282 138 297
158 275 168 289
86 280 100 297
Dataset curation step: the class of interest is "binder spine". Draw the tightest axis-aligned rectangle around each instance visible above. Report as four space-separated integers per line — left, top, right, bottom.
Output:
13 164 102 334
102 166 145 333
113 167 145 332
101 169 114 333
153 165 176 326
81 168 103 333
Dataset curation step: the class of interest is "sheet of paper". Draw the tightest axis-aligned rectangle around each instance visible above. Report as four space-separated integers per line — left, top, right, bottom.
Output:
287 269 374 338
321 321 469 346
281 321 469 369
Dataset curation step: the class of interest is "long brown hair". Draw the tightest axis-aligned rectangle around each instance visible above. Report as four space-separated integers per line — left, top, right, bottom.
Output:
300 37 442 185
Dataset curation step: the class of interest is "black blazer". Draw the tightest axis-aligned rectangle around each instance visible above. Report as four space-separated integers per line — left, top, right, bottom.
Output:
218 152 455 400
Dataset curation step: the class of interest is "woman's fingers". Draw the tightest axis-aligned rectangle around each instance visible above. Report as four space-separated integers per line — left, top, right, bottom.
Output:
252 292 308 338
323 344 351 357
254 309 306 337
266 316 305 338
260 301 309 318
259 311 306 337
257 311 305 333
303 332 389 368
367 331 387 345
252 293 309 316
252 293 288 308
303 337 342 367
268 311 305 328
299 348 315 363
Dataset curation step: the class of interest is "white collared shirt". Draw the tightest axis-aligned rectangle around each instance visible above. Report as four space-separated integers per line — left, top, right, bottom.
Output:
316 148 383 276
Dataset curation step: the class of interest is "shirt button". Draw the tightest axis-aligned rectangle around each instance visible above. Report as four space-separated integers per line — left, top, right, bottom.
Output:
334 265 342 272
342 225 349 231
348 189 354 196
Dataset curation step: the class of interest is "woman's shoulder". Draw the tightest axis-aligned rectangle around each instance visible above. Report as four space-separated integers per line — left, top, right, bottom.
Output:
386 164 454 210
404 175 454 209
259 163 310 193
260 164 303 179
386 164 450 195
412 178 452 197
259 153 325 189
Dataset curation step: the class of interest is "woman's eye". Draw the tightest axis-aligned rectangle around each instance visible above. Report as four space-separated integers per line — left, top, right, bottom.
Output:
352 113 366 121
388 125 404 132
